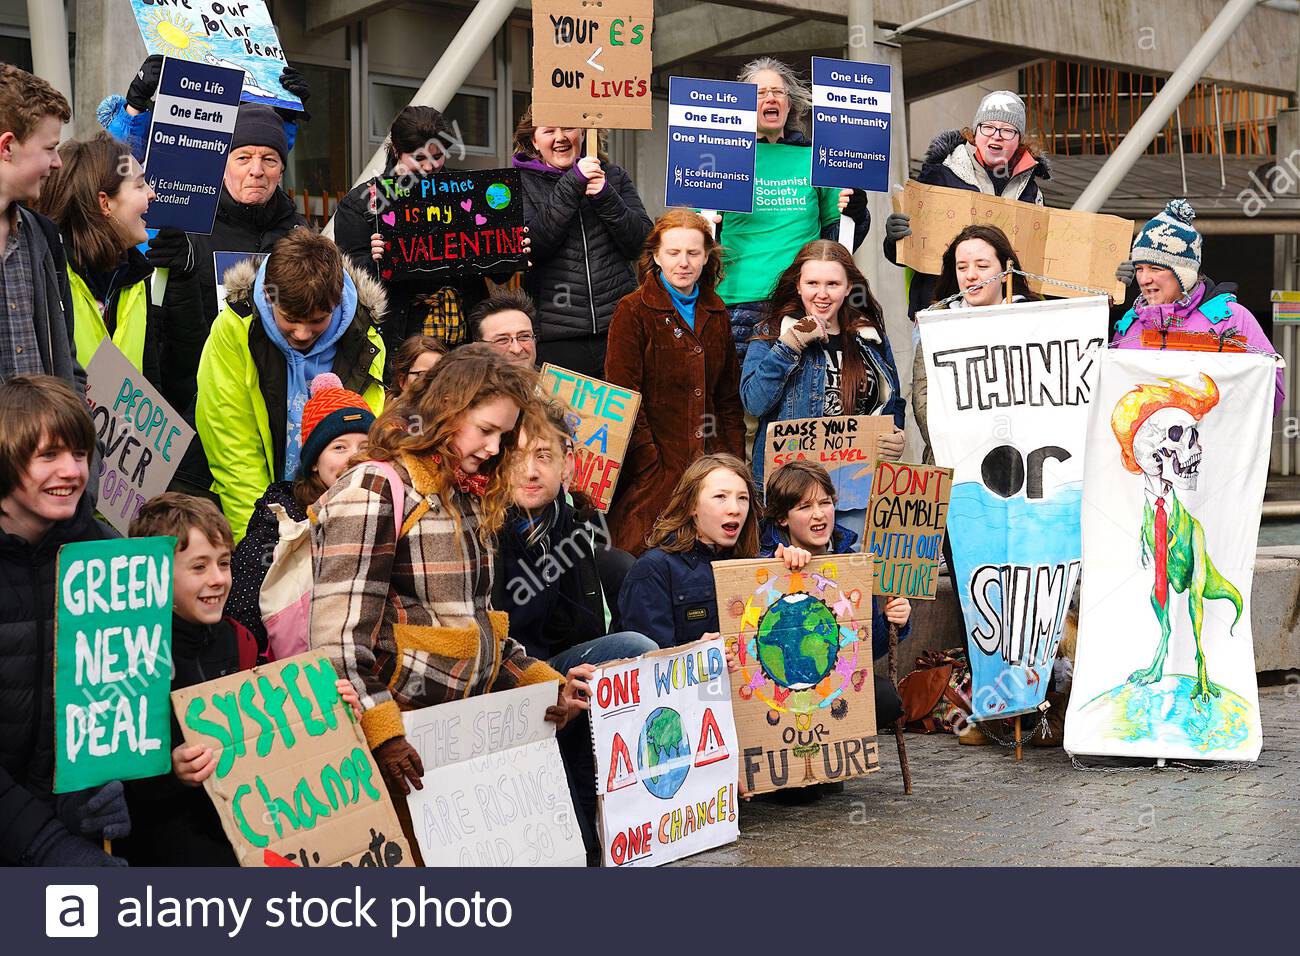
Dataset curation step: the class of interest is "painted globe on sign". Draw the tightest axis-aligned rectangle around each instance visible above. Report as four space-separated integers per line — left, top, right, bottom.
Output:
637 706 690 799
485 183 511 209
755 593 840 691
1075 675 1255 754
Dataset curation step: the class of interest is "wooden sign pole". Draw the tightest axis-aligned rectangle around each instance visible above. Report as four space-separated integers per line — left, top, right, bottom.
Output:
1004 259 1013 305
586 128 599 160
887 621 913 795
1014 714 1023 761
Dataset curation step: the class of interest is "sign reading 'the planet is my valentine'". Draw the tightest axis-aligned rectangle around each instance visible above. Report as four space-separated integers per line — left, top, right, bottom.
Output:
374 168 527 281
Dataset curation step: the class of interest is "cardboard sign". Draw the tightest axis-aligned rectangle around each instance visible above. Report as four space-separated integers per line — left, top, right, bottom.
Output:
892 180 1133 300
374 169 527 281
130 0 302 112
171 652 413 867
715 557 879 795
540 364 640 512
864 461 952 600
810 56 891 192
85 342 197 535
589 638 739 867
141 57 241 234
214 250 268 316
665 77 757 212
763 415 893 512
531 0 654 129
402 684 584 867
54 537 175 793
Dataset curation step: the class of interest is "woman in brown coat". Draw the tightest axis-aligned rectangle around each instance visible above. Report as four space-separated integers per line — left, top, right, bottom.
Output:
604 210 745 555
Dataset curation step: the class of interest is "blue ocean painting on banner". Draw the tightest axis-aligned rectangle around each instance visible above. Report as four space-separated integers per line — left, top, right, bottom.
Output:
918 296 1109 722
130 0 302 113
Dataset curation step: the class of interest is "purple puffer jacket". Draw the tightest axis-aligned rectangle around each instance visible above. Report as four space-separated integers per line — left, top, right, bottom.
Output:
1112 278 1284 415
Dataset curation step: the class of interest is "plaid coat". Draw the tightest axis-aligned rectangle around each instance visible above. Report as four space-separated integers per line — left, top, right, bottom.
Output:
309 453 562 749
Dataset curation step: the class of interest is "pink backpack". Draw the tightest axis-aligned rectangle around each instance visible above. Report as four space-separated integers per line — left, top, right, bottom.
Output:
260 461 409 661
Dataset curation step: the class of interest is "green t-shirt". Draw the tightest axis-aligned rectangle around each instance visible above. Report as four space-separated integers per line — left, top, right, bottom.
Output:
715 142 841 305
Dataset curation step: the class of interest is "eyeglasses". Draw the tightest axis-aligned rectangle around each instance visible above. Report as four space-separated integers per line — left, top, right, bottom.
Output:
976 123 1020 141
487 331 535 348
756 88 789 100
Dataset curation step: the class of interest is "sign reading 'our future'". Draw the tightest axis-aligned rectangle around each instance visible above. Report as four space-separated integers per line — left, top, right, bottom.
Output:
531 0 654 129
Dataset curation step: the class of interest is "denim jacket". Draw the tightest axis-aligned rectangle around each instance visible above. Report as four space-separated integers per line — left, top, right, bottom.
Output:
741 316 906 488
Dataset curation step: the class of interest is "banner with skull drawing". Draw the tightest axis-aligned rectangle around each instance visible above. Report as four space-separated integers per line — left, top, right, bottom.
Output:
919 296 1108 722
1065 349 1274 761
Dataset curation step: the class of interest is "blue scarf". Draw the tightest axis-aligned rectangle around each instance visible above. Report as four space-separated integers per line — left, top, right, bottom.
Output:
254 260 359 480
659 272 699 331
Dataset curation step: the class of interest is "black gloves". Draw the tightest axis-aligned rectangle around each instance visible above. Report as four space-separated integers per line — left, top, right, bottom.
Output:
146 228 195 278
276 65 312 124
22 818 128 867
56 781 132 842
127 55 165 113
885 212 912 242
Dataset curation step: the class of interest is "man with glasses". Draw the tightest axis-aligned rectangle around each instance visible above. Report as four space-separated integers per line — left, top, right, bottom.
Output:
884 90 1050 319
468 288 539 369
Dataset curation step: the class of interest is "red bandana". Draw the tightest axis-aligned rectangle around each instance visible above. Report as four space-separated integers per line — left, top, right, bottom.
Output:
433 455 490 496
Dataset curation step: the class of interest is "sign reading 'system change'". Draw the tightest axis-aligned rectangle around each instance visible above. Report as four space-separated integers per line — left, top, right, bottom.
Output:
172 652 414 868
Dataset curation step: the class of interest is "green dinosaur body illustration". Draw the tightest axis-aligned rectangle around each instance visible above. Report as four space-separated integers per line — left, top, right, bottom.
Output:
1131 489 1243 702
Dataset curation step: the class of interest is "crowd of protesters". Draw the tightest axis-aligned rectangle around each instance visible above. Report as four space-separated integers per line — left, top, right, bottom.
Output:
0 52 1284 868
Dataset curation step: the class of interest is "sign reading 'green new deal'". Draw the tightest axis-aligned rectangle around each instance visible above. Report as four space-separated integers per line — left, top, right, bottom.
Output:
54 536 176 793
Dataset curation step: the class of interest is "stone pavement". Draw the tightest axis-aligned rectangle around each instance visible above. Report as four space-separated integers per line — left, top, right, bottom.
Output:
683 683 1300 867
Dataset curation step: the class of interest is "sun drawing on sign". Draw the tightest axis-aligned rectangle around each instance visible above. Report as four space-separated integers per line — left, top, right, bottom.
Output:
731 563 867 781
144 10 211 61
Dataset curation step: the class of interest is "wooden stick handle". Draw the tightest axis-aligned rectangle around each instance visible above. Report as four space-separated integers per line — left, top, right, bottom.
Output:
1004 259 1013 304
586 128 599 159
887 621 913 795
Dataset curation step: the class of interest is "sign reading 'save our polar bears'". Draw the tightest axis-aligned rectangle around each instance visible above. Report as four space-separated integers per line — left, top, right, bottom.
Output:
589 639 740 867
54 537 175 793
666 77 757 212
810 57 891 192
142 57 241 234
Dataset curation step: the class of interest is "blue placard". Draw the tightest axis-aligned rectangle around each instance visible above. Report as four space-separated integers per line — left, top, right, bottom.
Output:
810 56 891 192
665 77 757 213
142 57 243 234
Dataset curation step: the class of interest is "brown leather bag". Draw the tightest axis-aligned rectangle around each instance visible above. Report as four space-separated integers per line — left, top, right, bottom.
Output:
898 649 971 733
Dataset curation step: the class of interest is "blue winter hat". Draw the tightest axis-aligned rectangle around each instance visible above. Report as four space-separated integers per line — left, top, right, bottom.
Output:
1130 199 1202 294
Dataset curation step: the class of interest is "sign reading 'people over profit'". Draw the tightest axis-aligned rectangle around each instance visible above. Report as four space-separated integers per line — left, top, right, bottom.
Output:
531 0 654 129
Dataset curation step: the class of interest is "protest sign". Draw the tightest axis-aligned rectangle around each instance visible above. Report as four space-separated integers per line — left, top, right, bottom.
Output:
864 461 952 600
214 250 268 315
130 0 302 112
589 638 739 867
810 56 891 192
892 180 1133 300
402 684 584 867
715 557 879 796
172 651 413 867
665 77 756 212
53 537 175 793
141 57 240 234
764 415 893 511
920 296 1107 721
1066 350 1272 762
540 364 640 512
374 169 527 281
85 342 196 535
531 0 654 129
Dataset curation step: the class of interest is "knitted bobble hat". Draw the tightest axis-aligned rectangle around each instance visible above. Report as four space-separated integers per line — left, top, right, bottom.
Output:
298 373 374 479
973 91 1027 135
1130 198 1202 294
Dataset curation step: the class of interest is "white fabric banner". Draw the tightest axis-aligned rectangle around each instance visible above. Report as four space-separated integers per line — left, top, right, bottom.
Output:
919 296 1108 720
1065 348 1274 761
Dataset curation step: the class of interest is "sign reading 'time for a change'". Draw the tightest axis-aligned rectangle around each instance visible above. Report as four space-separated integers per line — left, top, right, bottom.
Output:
810 56 891 192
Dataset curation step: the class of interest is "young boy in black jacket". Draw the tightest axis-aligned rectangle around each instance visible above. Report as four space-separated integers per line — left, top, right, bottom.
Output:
0 376 126 866
121 493 358 865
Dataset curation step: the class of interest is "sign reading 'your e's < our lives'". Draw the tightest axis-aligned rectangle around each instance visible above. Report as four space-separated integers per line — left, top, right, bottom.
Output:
374 169 526 282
